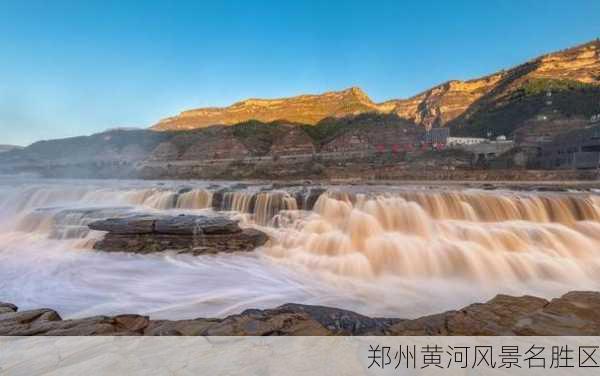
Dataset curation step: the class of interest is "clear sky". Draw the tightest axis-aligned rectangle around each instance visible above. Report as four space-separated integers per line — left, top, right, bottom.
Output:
1 0 599 146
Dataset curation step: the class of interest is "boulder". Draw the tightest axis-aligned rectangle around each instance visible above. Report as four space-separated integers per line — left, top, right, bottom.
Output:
0 302 17 314
89 214 268 254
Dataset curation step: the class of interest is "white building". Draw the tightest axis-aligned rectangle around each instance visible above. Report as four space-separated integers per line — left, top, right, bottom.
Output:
447 137 487 146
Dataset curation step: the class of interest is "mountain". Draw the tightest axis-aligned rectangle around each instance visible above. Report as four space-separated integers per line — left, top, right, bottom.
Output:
152 87 385 130
0 145 23 153
388 40 599 131
2 130 169 164
152 40 600 138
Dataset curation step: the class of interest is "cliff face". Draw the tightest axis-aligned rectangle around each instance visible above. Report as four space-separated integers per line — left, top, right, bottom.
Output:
152 40 600 134
152 87 385 130
447 41 600 138
388 40 600 130
386 74 505 129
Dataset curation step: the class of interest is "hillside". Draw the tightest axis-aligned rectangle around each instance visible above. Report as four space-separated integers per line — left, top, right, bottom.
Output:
1 129 170 164
389 40 600 130
148 113 421 163
152 40 600 138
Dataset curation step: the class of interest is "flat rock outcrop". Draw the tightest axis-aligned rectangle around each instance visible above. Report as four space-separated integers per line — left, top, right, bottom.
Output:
89 214 268 255
4 291 600 336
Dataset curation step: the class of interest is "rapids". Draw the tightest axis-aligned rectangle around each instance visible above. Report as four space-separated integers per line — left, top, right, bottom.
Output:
1 176 600 320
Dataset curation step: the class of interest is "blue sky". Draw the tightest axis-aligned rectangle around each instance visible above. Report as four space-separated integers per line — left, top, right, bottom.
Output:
1 0 599 146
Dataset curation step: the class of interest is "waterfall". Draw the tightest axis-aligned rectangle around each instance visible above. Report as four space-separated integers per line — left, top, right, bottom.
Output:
264 192 600 282
4 177 600 319
220 191 300 225
222 191 254 213
176 189 213 209
254 191 298 226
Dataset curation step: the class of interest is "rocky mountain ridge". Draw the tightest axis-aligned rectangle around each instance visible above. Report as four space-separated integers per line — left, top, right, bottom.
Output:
152 40 600 132
153 87 384 130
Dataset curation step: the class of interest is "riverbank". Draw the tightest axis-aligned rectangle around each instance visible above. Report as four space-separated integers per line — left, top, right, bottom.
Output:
2 290 599 335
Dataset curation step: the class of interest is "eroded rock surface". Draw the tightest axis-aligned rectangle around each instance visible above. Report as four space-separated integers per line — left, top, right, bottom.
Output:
3 291 600 336
89 214 268 254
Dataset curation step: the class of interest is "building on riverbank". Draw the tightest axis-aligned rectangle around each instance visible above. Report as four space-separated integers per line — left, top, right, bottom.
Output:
447 136 487 146
538 125 600 169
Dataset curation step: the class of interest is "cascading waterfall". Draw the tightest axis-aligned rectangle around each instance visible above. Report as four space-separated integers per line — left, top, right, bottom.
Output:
175 189 213 209
222 191 254 213
264 191 600 283
221 190 299 225
4 176 600 319
254 191 298 226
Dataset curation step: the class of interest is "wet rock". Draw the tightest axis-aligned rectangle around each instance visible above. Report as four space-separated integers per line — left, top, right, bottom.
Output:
0 304 151 336
89 214 243 236
273 304 401 335
202 309 330 336
153 215 241 235
89 214 158 234
0 308 63 336
89 214 268 254
0 302 17 314
211 188 230 210
4 291 600 336
144 319 220 336
513 291 600 335
302 187 327 210
384 292 600 335
114 314 151 332
386 294 549 335
450 294 549 335
37 317 119 336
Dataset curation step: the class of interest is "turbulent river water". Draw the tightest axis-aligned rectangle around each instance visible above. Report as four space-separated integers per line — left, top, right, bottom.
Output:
2 176 600 320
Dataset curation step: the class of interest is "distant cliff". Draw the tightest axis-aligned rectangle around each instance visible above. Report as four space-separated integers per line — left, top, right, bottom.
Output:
152 87 386 130
153 40 600 138
2 40 600 180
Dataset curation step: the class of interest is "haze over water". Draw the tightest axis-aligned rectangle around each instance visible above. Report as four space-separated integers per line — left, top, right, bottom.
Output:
1 176 600 319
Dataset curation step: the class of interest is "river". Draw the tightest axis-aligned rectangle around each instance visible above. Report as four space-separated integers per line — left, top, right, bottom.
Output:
1 176 599 320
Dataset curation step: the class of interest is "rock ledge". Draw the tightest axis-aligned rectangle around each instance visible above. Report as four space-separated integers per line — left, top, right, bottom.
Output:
89 214 268 255
3 291 600 336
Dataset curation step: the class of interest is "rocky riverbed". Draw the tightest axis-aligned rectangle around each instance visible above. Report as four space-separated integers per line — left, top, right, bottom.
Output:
2 291 600 335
